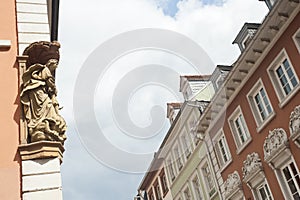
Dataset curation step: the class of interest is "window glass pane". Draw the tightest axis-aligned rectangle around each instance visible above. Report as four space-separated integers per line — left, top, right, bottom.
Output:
259 187 267 199
283 167 292 180
255 93 266 120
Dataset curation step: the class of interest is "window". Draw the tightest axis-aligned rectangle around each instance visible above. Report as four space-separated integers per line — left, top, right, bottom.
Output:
161 173 168 194
192 175 203 200
268 50 299 107
174 146 183 171
167 159 175 181
247 79 274 130
189 118 200 145
155 183 162 200
214 130 231 169
257 183 273 200
228 106 251 153
202 162 216 197
263 129 298 200
149 190 155 200
282 161 300 200
183 186 192 200
293 26 300 54
181 134 192 159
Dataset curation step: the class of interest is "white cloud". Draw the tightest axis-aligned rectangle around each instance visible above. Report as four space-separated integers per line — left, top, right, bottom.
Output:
58 0 268 199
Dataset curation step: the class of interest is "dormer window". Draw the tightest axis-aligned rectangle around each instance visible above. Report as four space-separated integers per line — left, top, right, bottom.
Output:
233 23 260 52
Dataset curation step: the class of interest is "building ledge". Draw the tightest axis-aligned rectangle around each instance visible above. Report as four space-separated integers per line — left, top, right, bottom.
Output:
19 141 64 163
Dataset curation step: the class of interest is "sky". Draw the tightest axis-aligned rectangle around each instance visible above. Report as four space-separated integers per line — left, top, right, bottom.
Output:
57 0 268 199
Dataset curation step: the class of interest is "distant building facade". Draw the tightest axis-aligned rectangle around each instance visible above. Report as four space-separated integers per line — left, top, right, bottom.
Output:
136 0 300 199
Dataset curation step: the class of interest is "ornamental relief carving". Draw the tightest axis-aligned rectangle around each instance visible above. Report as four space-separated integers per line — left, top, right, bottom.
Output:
290 105 300 148
224 171 242 198
263 128 288 161
242 152 262 181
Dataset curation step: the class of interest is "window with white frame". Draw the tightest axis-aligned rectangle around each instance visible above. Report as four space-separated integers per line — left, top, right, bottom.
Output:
214 130 231 168
174 146 183 171
228 106 251 152
167 158 175 181
161 171 168 195
192 174 203 200
155 182 162 200
247 80 274 128
183 186 192 200
256 182 273 200
181 133 192 159
281 161 300 200
149 190 155 200
293 28 300 54
201 162 216 197
268 50 299 106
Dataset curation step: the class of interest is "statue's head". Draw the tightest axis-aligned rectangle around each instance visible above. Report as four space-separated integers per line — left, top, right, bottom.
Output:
46 59 59 72
23 41 60 68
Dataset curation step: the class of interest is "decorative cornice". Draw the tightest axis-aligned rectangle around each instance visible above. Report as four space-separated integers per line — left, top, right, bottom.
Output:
290 105 300 148
242 152 263 181
18 141 64 163
263 128 288 162
224 171 242 198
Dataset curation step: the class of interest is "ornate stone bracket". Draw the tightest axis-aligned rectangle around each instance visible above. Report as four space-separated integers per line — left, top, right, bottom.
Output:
263 128 291 168
224 171 244 200
242 152 265 190
290 105 300 148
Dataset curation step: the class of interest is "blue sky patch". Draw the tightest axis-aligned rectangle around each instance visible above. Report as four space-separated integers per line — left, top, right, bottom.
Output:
157 0 226 17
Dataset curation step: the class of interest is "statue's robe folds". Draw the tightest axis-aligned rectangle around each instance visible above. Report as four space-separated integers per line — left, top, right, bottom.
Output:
20 64 66 142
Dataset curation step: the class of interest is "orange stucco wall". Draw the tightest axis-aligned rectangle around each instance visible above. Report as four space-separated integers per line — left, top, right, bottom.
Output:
0 0 22 199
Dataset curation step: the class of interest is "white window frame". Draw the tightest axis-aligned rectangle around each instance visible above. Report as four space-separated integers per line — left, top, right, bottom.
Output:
180 132 192 160
166 156 176 183
160 171 169 195
191 173 204 200
213 129 232 171
281 160 300 200
293 27 300 54
200 161 216 198
173 144 184 172
182 184 192 200
267 49 300 108
247 79 275 132
148 188 155 200
256 181 274 200
228 106 252 154
154 182 162 200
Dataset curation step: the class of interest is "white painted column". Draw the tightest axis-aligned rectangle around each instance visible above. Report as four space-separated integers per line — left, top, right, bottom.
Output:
22 158 63 200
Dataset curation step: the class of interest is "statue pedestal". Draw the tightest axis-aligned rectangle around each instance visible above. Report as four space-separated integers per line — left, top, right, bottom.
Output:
18 141 64 200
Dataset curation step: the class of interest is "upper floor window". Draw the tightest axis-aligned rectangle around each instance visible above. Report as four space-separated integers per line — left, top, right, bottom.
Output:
214 130 231 169
181 133 192 159
282 161 300 200
268 50 299 107
160 171 169 195
191 174 203 200
183 186 192 200
167 159 175 182
228 106 251 153
201 162 216 197
149 190 155 200
257 182 273 200
174 146 183 171
154 182 162 200
247 79 274 130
